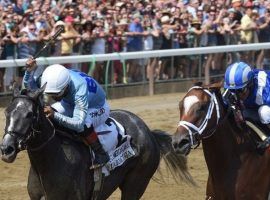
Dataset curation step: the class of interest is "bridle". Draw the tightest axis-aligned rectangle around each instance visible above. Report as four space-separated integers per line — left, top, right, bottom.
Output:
178 86 221 148
4 95 55 152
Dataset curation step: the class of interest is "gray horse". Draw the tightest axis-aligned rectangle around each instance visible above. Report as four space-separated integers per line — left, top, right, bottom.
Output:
1 86 194 200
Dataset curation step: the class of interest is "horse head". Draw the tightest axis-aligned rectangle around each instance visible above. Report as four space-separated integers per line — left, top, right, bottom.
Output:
0 84 45 163
172 82 225 155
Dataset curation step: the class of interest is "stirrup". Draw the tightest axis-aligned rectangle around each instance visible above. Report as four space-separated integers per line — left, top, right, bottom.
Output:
90 163 105 170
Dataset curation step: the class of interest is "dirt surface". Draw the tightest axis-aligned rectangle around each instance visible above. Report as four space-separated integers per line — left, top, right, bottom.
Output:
0 93 208 200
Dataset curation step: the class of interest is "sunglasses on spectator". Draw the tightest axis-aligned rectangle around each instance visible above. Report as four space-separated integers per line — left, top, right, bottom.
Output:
29 28 36 31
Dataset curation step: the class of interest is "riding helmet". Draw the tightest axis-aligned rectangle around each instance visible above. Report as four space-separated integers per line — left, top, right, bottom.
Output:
41 64 71 93
224 62 254 89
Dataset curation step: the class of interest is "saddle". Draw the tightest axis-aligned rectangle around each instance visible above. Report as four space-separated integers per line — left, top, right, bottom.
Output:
52 117 136 174
242 109 270 140
241 109 270 154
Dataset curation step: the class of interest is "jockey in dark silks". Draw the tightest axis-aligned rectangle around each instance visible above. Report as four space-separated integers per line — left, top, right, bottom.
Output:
224 61 270 152
24 57 110 168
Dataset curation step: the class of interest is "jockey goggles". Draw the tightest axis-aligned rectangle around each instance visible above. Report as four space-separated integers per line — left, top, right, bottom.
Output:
46 86 67 98
230 86 248 95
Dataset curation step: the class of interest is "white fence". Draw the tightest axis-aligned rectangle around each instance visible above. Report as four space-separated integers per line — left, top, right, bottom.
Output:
0 42 270 68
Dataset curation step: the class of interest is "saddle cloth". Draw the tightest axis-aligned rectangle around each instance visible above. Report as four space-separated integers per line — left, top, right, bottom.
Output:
95 117 136 176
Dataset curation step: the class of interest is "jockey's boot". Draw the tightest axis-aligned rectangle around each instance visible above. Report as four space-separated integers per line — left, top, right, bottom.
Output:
84 128 110 169
256 136 270 155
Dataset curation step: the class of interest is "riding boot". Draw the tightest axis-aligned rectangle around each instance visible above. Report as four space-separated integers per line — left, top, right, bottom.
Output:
83 128 110 169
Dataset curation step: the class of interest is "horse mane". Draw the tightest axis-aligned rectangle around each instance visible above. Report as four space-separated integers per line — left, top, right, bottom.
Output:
193 81 223 91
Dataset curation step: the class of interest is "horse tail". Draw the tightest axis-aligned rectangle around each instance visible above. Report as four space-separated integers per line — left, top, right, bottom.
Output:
151 129 196 186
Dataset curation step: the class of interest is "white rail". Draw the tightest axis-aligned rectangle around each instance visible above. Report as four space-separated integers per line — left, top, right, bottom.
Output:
0 42 270 68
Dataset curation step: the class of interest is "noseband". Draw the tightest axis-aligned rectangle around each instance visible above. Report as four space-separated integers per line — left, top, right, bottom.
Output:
178 86 221 148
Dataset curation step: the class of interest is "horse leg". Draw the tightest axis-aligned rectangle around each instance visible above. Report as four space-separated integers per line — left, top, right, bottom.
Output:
206 175 215 199
119 161 158 200
27 166 44 200
119 171 152 200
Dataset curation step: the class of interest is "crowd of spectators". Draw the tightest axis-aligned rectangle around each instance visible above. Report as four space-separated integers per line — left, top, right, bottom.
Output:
1 0 270 92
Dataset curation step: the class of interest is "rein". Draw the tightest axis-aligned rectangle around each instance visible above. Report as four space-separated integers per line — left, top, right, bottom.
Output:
178 86 221 148
27 118 56 152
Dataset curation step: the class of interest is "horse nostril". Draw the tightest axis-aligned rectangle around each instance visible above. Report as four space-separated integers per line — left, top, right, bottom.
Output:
1 145 15 155
179 139 190 148
173 142 178 150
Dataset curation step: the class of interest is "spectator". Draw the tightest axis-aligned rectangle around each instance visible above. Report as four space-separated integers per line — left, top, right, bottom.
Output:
13 0 24 15
91 19 106 83
186 19 204 77
61 15 80 68
3 0 270 88
81 20 93 74
240 2 257 64
50 21 65 56
2 24 21 91
126 12 145 82
159 15 178 80
256 6 270 68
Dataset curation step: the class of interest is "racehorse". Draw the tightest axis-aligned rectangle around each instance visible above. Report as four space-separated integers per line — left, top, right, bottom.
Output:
0 85 194 200
172 82 270 200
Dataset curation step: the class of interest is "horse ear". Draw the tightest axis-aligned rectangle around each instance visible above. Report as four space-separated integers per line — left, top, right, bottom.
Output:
12 82 20 97
211 81 223 88
29 83 46 100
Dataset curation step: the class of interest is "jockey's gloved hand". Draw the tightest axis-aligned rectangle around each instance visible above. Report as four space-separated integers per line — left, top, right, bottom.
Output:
25 56 37 72
44 106 54 118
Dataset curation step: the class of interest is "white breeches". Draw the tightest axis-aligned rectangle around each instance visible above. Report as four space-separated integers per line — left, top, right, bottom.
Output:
258 105 270 124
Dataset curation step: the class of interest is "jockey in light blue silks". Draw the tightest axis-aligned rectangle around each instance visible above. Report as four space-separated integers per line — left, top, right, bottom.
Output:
224 61 270 152
24 58 110 168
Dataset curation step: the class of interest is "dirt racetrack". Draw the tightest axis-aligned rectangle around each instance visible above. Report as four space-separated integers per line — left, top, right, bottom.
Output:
0 93 208 200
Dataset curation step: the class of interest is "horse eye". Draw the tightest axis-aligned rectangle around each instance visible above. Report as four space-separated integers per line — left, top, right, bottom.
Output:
198 104 207 112
26 112 33 118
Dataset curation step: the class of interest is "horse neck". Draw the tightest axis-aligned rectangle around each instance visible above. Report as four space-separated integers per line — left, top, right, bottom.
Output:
27 106 56 152
201 94 242 175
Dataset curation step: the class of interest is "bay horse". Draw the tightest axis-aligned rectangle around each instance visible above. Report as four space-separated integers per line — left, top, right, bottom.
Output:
172 82 270 200
0 86 194 200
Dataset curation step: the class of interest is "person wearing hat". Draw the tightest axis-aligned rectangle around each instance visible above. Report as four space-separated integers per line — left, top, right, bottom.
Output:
240 1 257 44
240 1 258 65
231 0 243 25
60 15 81 61
223 61 270 153
159 13 179 80
50 21 65 56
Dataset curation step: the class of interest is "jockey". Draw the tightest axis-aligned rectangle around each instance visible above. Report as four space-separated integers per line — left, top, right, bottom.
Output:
224 61 270 151
24 57 110 168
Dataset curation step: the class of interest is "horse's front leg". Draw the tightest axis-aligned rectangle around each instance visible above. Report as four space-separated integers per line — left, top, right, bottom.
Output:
27 166 44 200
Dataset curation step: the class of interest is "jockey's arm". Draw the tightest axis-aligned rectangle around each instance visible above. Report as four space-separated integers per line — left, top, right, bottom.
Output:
23 70 40 90
53 84 89 132
23 57 40 89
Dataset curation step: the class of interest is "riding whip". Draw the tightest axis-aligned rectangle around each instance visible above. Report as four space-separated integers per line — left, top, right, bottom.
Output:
33 26 64 59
